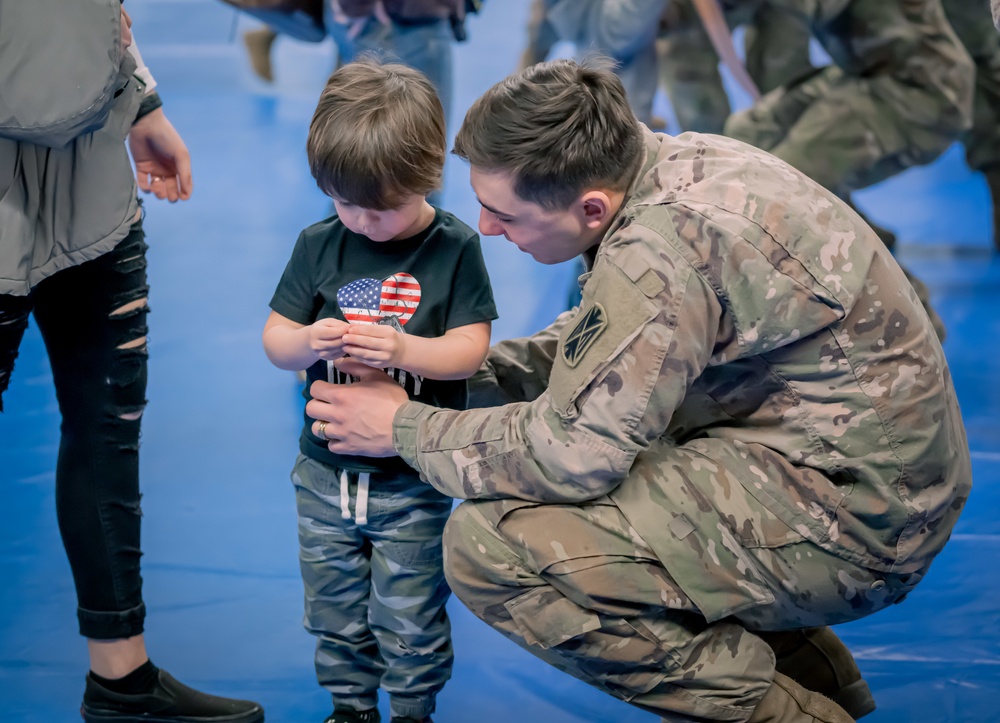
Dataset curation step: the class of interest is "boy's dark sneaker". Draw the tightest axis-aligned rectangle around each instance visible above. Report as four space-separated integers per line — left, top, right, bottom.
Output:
81 669 264 722
390 717 433 723
323 708 381 723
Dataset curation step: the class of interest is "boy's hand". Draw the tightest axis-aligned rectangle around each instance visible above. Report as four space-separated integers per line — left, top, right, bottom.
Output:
309 318 350 360
342 324 405 368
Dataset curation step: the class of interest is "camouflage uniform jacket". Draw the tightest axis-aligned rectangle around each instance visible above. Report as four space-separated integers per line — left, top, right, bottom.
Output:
393 129 972 575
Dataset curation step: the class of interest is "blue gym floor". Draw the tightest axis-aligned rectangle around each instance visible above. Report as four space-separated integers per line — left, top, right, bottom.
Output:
1 2 998 721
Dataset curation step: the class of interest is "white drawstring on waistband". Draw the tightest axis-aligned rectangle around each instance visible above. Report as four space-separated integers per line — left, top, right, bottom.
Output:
339 470 350 520
356 473 369 526
338 470 370 526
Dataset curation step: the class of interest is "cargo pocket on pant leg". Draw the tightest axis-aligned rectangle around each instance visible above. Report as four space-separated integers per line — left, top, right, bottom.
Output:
505 586 602 650
504 585 684 703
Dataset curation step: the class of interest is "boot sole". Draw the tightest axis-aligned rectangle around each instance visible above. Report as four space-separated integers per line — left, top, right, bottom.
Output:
81 706 264 723
831 678 876 719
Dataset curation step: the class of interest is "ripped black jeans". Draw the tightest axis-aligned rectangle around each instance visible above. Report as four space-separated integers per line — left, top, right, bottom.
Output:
0 221 149 639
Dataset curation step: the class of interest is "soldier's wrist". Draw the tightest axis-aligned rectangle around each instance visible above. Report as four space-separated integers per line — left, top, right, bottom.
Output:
393 400 429 465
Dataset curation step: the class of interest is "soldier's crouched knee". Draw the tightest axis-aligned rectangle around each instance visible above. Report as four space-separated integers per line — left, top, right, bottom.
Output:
442 507 466 597
443 501 525 614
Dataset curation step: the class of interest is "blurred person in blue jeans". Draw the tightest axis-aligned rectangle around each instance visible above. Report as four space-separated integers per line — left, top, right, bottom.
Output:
326 1 479 129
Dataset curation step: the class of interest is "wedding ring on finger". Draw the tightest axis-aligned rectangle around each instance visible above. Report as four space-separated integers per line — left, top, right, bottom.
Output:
317 421 329 440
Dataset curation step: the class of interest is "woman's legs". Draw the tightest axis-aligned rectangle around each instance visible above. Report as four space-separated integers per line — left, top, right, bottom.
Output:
32 224 150 645
0 293 32 411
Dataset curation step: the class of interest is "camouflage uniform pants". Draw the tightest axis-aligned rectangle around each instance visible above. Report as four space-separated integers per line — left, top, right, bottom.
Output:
945 0 1000 174
519 0 559 70
443 443 919 721
724 64 963 197
657 0 730 134
657 1 812 135
292 454 454 720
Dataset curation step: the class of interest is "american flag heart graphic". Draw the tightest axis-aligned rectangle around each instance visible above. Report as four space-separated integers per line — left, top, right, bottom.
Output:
337 273 421 326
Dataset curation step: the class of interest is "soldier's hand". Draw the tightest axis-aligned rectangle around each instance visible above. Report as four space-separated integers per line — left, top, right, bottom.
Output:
307 363 407 457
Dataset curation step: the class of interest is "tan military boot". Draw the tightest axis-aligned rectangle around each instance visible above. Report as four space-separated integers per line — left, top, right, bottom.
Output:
243 27 277 83
748 672 855 722
757 628 874 719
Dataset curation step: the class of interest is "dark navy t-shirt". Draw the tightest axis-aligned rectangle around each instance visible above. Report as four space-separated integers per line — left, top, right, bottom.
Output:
270 208 498 473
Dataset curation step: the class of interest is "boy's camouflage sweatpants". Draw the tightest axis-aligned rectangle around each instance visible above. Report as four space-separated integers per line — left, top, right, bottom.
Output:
442 446 921 722
291 454 454 720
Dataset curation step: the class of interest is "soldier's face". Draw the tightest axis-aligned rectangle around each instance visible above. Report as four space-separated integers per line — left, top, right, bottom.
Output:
470 167 603 265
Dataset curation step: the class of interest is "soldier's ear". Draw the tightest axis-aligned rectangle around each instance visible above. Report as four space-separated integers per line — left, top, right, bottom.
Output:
578 190 615 230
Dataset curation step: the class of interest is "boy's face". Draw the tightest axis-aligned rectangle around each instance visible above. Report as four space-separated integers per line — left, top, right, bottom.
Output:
470 167 605 265
332 192 431 242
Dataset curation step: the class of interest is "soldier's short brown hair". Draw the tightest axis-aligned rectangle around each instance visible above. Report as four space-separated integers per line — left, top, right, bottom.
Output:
307 57 446 210
453 58 643 210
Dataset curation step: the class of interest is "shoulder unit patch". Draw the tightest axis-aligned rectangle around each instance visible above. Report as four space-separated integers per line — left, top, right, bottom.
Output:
562 303 608 367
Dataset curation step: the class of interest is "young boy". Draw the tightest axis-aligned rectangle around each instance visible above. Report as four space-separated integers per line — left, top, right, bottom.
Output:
262 59 497 723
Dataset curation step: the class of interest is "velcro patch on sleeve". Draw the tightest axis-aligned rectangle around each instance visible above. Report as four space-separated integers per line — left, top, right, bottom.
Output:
550 262 657 419
561 303 608 368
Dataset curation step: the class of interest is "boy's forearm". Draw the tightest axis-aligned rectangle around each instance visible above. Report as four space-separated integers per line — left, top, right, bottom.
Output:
263 325 316 371
396 332 489 381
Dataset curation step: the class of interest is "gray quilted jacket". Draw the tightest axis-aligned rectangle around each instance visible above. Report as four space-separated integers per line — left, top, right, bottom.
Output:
0 0 144 295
